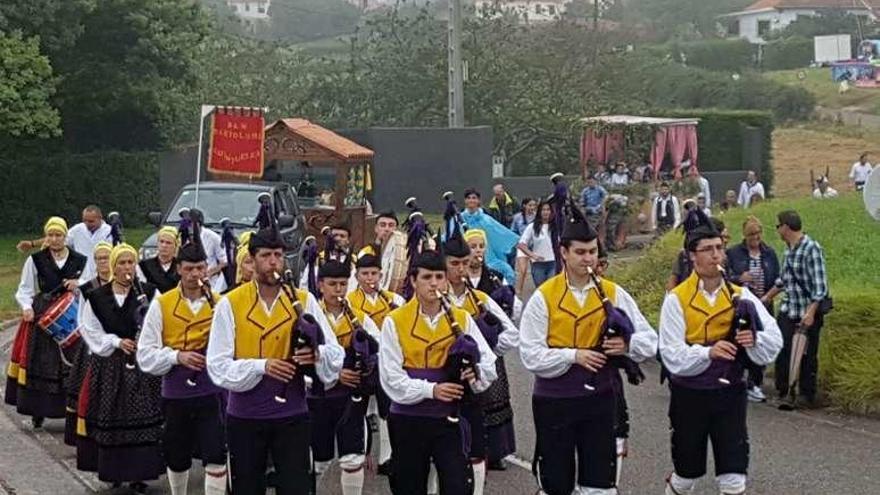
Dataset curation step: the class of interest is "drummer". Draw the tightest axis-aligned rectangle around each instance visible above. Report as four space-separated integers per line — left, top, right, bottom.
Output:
357 211 406 293
7 216 87 429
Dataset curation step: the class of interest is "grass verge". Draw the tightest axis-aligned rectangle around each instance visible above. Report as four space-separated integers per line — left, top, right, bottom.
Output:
611 193 880 414
765 67 880 116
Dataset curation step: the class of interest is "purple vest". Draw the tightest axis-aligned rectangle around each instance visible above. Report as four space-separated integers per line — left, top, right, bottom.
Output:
227 375 308 419
389 368 456 418
162 365 223 399
533 365 616 399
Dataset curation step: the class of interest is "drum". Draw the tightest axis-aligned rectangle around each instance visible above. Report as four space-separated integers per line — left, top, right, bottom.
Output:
381 230 409 294
37 291 80 348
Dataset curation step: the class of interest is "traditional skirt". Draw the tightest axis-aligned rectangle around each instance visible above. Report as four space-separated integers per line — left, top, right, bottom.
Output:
5 307 66 419
76 350 164 482
62 340 89 446
478 356 516 461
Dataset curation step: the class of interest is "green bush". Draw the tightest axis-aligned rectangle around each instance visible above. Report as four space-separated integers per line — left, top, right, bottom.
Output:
613 194 880 414
646 39 756 72
0 151 160 231
762 36 813 71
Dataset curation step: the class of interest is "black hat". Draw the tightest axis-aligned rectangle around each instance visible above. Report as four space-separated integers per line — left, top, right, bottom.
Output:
441 222 471 258
683 209 720 252
248 227 285 255
412 250 446 273
355 254 382 270
318 259 351 279
377 210 398 224
177 242 207 263
561 204 598 244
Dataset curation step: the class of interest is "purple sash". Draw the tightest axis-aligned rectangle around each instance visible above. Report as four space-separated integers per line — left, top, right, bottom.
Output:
227 375 308 419
670 360 742 390
162 365 222 399
389 368 456 418
533 365 616 398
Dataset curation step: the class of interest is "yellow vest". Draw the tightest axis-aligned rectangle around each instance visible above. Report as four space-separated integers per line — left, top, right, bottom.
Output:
672 272 741 345
157 287 218 351
347 288 398 328
322 301 368 349
389 298 470 369
225 281 310 359
450 287 490 319
537 273 617 349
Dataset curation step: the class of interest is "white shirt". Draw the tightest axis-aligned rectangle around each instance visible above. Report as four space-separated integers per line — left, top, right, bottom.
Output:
519 280 658 379
379 309 497 405
201 229 228 293
850 162 873 183
136 292 208 376
80 291 145 357
518 224 556 262
812 187 839 199
658 283 782 377
697 176 711 207
15 254 68 311
737 181 765 208
206 288 343 393
609 172 629 188
447 289 520 356
67 222 112 281
650 194 681 231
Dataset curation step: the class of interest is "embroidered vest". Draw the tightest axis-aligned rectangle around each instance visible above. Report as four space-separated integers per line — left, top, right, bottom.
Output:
672 272 741 346
347 288 397 329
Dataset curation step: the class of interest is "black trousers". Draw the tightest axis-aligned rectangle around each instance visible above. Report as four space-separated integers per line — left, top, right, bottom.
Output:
227 414 311 495
461 400 487 460
774 312 824 401
162 395 227 472
388 413 473 495
668 383 749 479
532 394 616 494
308 395 367 464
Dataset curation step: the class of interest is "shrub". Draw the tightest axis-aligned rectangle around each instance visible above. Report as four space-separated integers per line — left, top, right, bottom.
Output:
645 39 756 72
762 36 813 71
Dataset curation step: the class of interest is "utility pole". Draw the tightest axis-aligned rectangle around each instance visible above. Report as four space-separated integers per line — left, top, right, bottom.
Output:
448 0 464 128
593 0 600 31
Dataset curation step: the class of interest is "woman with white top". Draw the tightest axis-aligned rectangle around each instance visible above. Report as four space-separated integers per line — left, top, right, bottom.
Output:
517 201 558 288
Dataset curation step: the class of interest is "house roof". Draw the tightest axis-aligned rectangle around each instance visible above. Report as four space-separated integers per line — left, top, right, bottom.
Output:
264 119 374 162
580 115 699 127
743 0 880 12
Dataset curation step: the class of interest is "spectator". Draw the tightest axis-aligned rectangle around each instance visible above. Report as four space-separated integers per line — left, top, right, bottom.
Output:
517 200 558 288
763 210 829 408
487 183 519 227
510 197 537 235
849 153 873 191
609 162 630 188
696 193 712 218
635 161 654 183
684 163 711 206
720 189 738 212
604 193 629 251
595 163 612 186
812 176 838 199
580 174 607 234
726 216 780 403
650 181 681 236
737 170 766 208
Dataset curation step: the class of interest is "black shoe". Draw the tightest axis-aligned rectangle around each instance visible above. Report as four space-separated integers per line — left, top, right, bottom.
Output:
377 461 392 477
128 481 148 494
488 459 508 471
31 416 44 429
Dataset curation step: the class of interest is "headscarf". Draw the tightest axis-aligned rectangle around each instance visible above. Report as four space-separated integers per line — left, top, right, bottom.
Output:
463 229 487 244
157 226 180 247
93 241 113 256
109 243 138 281
43 216 68 236
235 245 251 285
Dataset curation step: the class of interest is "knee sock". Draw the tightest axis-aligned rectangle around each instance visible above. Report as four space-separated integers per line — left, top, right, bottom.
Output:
341 467 364 495
378 417 392 464
166 468 189 495
204 463 227 495
427 463 438 495
472 460 486 495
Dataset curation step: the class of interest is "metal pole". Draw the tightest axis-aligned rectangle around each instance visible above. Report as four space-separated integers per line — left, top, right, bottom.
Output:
593 0 600 31
194 105 215 208
448 0 464 128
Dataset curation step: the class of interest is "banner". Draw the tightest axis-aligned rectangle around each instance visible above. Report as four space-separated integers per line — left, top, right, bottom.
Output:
207 107 265 177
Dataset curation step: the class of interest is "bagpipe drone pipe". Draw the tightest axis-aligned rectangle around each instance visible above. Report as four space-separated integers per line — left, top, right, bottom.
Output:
436 290 481 424
339 297 379 403
717 265 764 387
401 196 434 300
274 269 326 403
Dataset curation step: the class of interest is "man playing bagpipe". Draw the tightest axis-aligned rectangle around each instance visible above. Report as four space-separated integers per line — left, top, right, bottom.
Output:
137 226 180 293
136 233 228 495
379 250 497 495
520 206 657 495
659 211 782 495
7 216 87 429
77 243 163 492
441 230 519 491
206 227 344 495
346 254 406 475
311 260 381 495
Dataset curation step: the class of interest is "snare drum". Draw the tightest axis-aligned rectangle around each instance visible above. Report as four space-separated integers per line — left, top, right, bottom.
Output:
37 291 81 348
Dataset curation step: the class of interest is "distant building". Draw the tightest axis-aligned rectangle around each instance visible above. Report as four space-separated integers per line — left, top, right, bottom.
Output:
476 0 568 24
226 0 271 20
719 0 879 44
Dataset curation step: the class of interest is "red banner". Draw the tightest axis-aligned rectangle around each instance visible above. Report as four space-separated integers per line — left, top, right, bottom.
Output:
207 108 265 177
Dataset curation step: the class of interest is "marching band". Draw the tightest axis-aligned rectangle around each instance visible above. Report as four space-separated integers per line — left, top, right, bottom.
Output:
5 182 784 495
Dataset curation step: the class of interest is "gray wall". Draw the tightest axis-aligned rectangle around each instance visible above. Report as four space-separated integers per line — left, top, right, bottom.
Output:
159 146 200 212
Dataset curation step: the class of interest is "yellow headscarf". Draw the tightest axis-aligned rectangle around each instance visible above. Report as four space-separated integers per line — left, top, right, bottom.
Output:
238 231 254 250
463 229 487 243
109 243 138 281
157 226 180 247
93 241 113 255
235 245 252 285
43 216 68 236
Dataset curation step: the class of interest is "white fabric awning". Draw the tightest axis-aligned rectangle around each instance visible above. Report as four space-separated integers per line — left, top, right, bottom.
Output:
580 115 699 126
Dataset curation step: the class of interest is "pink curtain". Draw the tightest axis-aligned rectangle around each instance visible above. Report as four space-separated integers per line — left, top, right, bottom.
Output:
581 129 607 173
685 125 699 173
604 129 624 165
651 127 668 179
666 126 688 179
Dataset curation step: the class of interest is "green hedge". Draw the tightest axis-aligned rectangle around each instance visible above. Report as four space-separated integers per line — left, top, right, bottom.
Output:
659 109 775 193
645 39 756 72
762 36 813 71
0 151 160 231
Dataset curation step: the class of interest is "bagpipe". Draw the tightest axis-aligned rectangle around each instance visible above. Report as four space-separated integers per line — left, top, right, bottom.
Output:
585 267 645 389
274 269 325 403
182 278 215 388
402 197 434 299
373 283 399 310
124 272 150 371
436 289 480 424
220 217 238 289
717 264 764 387
461 276 505 350
108 211 124 246
338 297 379 403
300 235 319 295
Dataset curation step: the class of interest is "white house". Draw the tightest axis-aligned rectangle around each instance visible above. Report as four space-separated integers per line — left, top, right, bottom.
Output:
226 0 271 20
476 0 568 24
720 0 879 44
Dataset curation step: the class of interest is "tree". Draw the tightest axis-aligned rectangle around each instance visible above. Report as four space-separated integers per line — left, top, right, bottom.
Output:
0 0 96 58
0 31 60 138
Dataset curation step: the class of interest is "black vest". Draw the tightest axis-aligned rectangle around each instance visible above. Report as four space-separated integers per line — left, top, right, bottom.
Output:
88 282 155 339
655 196 676 226
31 249 87 294
138 257 180 294
78 277 107 303
474 266 504 295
